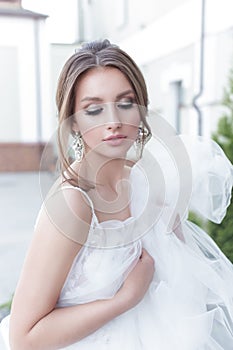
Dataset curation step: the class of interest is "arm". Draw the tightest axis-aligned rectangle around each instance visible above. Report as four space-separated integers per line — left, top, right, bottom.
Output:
9 187 154 350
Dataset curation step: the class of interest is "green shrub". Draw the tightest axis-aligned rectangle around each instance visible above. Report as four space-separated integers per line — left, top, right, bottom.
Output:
208 66 233 262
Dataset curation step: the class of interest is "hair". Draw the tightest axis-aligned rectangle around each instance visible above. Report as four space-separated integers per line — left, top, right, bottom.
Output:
56 39 151 189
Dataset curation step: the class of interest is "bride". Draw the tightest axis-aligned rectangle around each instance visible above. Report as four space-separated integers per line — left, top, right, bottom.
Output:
1 39 233 350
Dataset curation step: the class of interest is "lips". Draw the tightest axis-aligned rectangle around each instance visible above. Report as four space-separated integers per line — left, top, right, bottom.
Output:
103 134 127 141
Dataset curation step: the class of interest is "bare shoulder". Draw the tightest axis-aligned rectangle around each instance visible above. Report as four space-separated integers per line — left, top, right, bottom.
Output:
37 177 93 243
10 182 93 333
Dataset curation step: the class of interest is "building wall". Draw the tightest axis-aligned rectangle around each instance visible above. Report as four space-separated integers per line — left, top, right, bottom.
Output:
89 0 188 42
19 0 233 150
0 45 21 141
0 13 53 171
82 0 233 137
121 0 233 136
142 27 233 136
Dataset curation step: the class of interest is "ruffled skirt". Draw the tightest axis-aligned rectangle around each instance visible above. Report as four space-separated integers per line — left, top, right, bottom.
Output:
2 220 232 349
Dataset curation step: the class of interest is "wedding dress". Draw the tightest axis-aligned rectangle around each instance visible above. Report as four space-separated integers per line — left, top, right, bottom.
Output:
1 134 233 350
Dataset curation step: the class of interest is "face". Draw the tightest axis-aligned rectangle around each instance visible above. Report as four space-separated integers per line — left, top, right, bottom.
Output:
73 67 141 160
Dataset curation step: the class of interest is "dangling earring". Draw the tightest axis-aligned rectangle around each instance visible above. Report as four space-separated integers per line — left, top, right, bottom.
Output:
135 126 145 159
135 125 151 159
72 131 84 162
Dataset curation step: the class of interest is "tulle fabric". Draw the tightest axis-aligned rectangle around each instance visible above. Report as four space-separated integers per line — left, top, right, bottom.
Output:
179 135 233 223
1 136 233 349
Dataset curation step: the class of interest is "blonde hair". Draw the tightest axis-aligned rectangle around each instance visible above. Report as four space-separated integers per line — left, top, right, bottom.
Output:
56 39 151 188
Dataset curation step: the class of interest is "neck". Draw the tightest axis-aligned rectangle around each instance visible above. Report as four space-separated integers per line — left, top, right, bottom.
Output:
78 152 129 192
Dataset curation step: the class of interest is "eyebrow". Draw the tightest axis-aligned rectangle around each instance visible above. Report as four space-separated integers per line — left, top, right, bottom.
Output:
80 89 135 102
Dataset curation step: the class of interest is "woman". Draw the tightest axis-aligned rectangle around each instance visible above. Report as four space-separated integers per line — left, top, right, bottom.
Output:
1 39 233 349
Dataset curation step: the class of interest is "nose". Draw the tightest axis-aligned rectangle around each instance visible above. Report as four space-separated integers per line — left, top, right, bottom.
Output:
106 103 122 130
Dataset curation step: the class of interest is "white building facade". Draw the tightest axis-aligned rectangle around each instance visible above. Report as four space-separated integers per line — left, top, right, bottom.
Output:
2 0 233 170
81 0 233 136
0 0 52 171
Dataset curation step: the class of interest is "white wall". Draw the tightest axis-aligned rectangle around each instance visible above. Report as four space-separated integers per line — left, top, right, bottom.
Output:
0 15 52 142
88 0 188 43
20 0 233 139
0 45 21 141
22 0 80 43
116 0 233 136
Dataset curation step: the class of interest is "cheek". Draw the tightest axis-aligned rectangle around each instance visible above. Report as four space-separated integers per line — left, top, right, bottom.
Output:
124 111 141 139
126 125 139 142
80 126 102 148
76 115 104 135
125 111 141 134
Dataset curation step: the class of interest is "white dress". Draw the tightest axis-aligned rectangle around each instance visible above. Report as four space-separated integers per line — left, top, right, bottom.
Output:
1 136 233 349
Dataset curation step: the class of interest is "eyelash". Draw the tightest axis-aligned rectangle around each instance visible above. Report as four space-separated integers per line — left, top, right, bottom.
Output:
84 98 135 116
117 101 134 109
84 107 104 116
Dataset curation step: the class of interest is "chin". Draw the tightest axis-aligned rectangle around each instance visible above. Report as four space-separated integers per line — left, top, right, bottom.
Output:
97 147 129 160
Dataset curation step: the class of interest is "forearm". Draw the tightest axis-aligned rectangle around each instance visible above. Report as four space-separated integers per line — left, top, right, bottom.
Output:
10 296 127 350
11 298 127 350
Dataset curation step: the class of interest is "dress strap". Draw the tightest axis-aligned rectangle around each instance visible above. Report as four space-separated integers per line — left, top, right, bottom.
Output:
61 185 98 226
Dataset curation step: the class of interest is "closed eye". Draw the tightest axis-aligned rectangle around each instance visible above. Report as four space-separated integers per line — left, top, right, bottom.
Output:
117 99 135 110
84 106 104 116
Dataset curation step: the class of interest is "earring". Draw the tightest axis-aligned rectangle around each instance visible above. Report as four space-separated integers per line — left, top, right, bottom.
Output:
72 131 84 162
135 126 144 159
135 125 151 159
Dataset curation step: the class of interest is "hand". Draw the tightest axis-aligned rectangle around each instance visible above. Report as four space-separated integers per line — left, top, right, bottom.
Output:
114 248 155 310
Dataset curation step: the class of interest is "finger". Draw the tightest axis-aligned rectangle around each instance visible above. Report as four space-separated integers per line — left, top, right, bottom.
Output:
140 248 148 259
139 248 144 258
